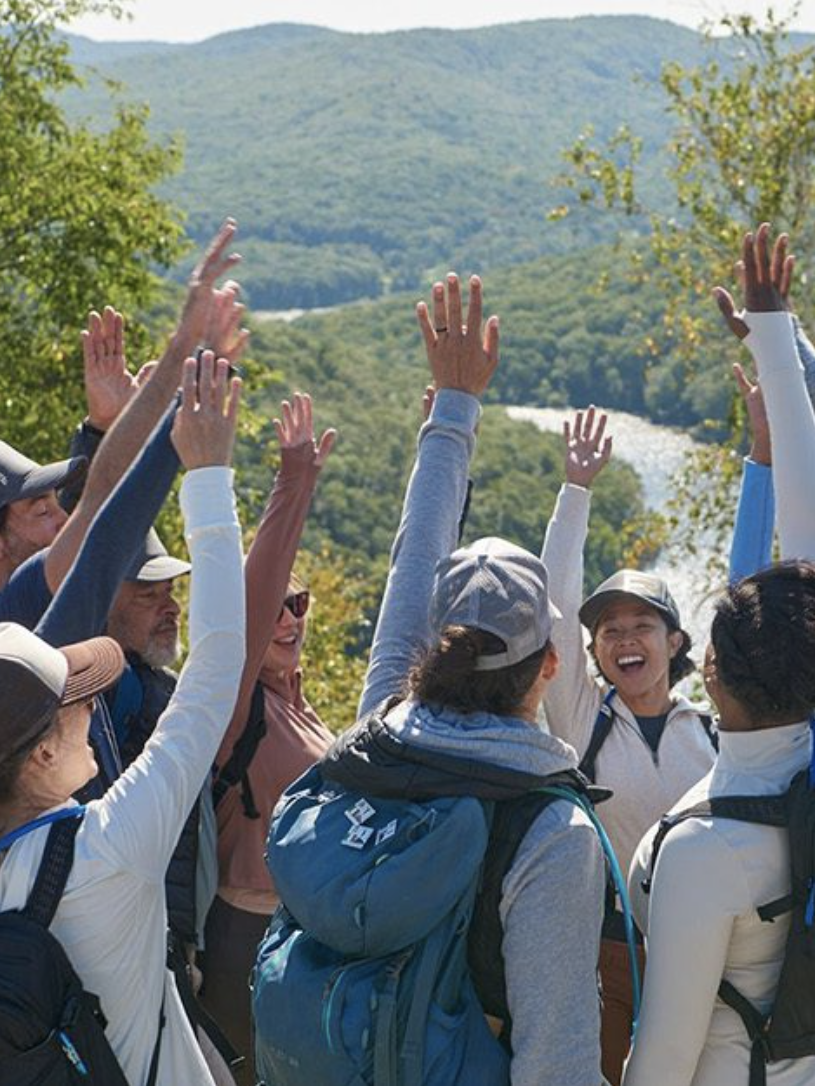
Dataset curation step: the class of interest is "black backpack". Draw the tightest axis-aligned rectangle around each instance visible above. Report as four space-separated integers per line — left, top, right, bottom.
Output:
643 768 815 1086
0 811 163 1086
212 680 267 818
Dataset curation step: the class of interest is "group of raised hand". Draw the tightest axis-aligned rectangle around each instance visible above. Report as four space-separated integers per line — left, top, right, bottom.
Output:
549 223 796 489
83 217 798 522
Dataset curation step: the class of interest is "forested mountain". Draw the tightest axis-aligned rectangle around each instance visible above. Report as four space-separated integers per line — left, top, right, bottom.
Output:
65 16 713 308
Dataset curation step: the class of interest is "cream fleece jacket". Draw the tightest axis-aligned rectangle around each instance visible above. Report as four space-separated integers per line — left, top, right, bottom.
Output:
623 309 815 1085
624 725 815 1086
540 482 715 882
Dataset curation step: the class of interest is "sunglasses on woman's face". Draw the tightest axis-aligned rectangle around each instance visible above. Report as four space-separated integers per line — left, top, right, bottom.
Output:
278 590 310 622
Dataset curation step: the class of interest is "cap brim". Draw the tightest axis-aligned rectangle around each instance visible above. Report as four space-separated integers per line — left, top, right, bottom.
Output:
579 589 672 632
128 555 191 583
60 637 125 706
16 456 87 503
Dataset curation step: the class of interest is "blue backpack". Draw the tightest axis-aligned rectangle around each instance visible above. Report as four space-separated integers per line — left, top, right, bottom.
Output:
252 739 638 1086
253 762 510 1086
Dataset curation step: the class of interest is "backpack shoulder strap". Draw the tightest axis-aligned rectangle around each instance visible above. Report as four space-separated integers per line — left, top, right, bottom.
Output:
642 793 789 895
718 979 771 1086
146 995 166 1086
213 681 267 816
108 663 146 750
698 712 720 752
578 688 616 783
469 778 595 1028
23 814 83 928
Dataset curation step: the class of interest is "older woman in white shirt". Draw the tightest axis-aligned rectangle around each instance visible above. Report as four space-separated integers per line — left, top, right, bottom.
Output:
0 354 244 1086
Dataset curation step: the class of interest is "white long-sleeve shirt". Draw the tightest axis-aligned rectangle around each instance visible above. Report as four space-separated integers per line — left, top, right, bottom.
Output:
624 724 815 1086
0 467 245 1086
743 311 815 561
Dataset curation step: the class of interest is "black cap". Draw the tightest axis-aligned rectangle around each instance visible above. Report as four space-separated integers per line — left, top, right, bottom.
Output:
0 441 87 512
579 569 682 632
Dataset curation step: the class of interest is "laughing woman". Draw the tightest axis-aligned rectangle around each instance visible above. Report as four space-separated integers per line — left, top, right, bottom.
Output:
201 393 336 1086
539 408 717 1085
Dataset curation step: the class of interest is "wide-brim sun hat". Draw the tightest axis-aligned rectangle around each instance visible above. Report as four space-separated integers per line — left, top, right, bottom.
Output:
0 623 125 760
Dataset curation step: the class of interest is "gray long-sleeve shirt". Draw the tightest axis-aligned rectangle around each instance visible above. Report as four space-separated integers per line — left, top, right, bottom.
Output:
358 389 606 1085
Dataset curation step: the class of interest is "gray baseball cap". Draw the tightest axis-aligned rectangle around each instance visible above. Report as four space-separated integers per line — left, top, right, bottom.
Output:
0 441 87 512
0 622 124 761
124 529 191 583
579 569 682 632
429 537 561 672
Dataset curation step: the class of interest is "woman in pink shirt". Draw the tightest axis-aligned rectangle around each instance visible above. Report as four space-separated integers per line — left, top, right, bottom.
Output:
201 393 336 1086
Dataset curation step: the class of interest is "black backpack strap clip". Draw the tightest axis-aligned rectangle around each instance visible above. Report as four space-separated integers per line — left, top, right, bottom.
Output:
578 687 616 783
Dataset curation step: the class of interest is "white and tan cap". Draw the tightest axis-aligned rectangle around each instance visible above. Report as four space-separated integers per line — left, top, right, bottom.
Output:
0 622 124 760
429 537 561 671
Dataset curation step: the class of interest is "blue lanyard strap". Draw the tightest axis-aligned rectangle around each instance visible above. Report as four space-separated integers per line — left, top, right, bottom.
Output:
0 806 86 854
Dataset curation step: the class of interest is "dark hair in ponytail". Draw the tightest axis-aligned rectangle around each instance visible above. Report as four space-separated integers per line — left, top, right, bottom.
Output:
712 560 815 724
408 626 550 717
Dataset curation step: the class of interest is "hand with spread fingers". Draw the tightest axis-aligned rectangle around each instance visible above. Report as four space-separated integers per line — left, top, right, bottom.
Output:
416 273 499 397
733 362 771 466
82 306 138 431
205 278 250 366
714 223 795 341
563 406 613 489
171 350 242 470
273 391 337 468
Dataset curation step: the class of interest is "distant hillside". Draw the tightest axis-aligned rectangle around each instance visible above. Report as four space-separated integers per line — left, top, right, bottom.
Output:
65 16 721 307
262 245 734 435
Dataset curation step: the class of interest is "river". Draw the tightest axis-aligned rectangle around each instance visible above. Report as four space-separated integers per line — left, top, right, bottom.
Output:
507 405 720 673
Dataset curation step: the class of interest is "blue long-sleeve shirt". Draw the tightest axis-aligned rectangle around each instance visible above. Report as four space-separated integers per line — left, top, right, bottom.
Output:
26 406 180 792
728 319 815 583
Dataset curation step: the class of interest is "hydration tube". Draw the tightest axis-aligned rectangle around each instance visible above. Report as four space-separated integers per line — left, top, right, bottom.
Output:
0 805 86 853
538 785 642 1035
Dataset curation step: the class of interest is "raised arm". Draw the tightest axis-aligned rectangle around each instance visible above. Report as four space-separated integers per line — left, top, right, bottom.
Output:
358 274 499 717
715 225 815 560
540 407 612 754
92 353 245 876
217 392 335 764
728 363 775 583
42 220 241 593
34 405 179 646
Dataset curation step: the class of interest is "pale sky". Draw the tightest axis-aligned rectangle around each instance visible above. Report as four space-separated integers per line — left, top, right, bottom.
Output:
70 0 815 42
